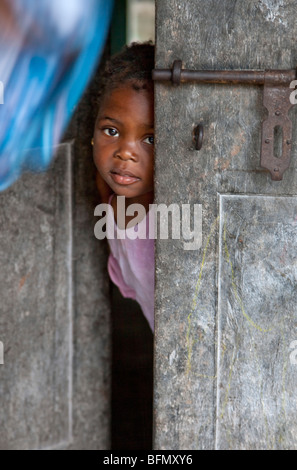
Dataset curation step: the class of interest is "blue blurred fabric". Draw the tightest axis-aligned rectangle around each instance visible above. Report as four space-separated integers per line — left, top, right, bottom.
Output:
0 0 114 190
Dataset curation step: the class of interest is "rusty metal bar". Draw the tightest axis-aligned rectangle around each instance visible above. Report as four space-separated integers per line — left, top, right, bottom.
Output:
153 68 266 85
152 60 296 86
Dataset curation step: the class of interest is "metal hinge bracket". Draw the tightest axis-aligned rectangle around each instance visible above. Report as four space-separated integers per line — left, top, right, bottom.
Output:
152 61 297 180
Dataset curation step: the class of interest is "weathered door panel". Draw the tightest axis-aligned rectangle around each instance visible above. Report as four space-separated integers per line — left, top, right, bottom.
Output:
0 143 110 450
217 194 297 449
0 145 74 450
154 0 297 450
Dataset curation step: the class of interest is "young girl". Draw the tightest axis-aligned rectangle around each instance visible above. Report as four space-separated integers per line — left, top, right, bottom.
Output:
92 42 155 332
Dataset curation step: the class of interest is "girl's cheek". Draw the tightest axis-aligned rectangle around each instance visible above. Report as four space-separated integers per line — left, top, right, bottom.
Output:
93 150 103 170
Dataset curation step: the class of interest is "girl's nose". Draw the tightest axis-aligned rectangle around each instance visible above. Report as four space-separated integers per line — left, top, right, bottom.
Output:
114 141 138 162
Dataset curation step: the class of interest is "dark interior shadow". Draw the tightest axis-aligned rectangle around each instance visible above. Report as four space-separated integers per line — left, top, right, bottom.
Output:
110 282 154 450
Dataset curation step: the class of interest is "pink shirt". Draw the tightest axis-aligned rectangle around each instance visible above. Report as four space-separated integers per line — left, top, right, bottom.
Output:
106 195 155 332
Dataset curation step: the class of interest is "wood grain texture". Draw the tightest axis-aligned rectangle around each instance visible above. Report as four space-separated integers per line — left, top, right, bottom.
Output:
154 0 297 450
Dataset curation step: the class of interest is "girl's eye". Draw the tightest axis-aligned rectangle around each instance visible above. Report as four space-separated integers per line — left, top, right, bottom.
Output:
144 136 154 145
103 128 119 137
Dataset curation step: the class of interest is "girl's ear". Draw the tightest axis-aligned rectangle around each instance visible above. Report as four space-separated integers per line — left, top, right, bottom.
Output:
95 170 113 204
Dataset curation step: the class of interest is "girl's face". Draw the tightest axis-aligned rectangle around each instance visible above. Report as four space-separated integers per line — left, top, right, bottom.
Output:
93 85 154 202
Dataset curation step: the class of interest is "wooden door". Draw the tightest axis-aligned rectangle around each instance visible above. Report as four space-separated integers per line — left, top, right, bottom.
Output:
154 0 297 450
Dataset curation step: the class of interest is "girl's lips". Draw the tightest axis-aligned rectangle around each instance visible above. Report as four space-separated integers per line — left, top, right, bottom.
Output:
110 170 140 185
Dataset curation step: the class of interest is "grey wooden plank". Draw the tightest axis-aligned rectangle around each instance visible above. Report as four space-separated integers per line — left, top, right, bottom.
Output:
0 144 73 449
0 140 111 449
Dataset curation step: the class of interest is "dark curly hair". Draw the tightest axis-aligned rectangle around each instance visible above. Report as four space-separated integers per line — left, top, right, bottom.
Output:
95 41 155 110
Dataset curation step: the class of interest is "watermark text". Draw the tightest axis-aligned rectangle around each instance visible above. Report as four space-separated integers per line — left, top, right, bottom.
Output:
289 340 297 365
94 197 202 251
0 81 3 104
0 341 4 365
290 80 297 105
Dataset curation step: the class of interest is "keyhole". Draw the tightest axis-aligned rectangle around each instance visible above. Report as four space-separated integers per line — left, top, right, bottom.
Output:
273 126 283 159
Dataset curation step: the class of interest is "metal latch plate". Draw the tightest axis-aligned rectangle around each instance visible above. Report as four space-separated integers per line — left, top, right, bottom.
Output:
261 71 295 180
152 62 297 180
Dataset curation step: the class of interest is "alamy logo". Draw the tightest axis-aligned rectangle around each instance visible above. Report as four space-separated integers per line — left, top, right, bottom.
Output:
290 80 297 105
94 196 202 251
0 341 4 365
0 81 3 104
